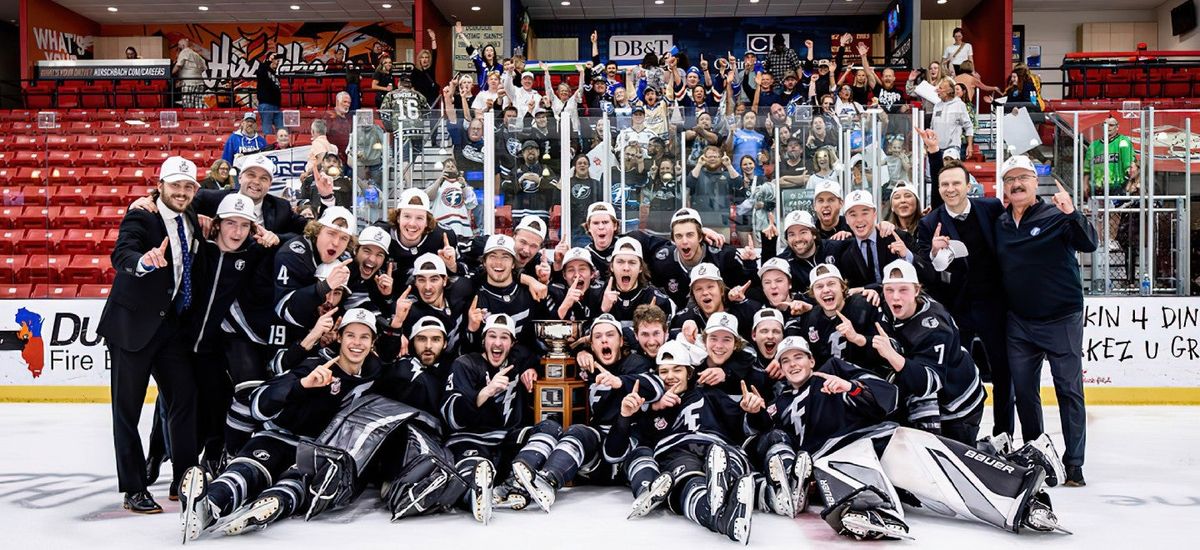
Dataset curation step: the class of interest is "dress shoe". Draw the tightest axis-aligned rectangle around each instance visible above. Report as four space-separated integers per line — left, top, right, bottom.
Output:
145 454 164 486
123 490 163 514
169 482 179 501
1064 465 1086 487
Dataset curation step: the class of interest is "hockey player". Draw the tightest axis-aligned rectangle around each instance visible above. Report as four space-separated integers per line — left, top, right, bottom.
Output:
274 206 357 353
784 263 881 370
873 259 986 445
511 314 665 511
761 209 845 293
389 252 473 355
692 312 770 396
605 339 759 544
465 234 554 350
748 308 787 396
463 215 549 280
598 237 675 324
548 246 602 321
179 309 383 542
342 225 395 313
628 207 756 308
751 258 813 320
673 263 762 342
377 189 464 281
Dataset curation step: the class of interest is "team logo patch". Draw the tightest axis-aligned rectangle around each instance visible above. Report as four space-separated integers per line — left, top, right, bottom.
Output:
330 377 342 395
253 450 270 461
808 327 819 343
572 183 592 200
767 404 777 416
440 186 464 208
824 255 835 264
234 259 246 271
1030 227 1042 236
655 248 670 260
654 417 668 430
921 317 939 329
289 241 306 254
521 178 541 193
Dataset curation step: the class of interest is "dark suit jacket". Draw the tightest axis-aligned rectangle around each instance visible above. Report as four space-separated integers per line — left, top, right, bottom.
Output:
832 230 918 290
914 197 1004 312
192 189 310 242
97 207 202 352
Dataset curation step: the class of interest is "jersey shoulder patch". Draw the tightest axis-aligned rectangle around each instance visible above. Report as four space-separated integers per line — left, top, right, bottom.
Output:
655 247 670 260
288 240 307 254
921 317 939 329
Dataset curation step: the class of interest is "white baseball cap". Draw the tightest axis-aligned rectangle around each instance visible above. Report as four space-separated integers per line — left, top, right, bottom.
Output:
889 181 918 200
758 257 792 279
670 207 702 227
521 71 535 80
611 236 643 259
315 261 352 293
881 259 919 285
1000 155 1037 180
412 252 447 277
484 234 516 257
689 262 723 285
591 313 623 334
409 316 447 339
159 156 198 184
753 308 785 330
397 188 431 212
704 312 740 338
782 210 816 234
808 263 843 286
242 111 257 121
776 336 812 358
482 313 516 337
514 216 548 241
216 193 256 223
842 189 875 214
562 247 594 268
318 206 356 235
358 225 391 253
812 178 842 200
656 339 696 367
236 154 276 178
338 308 377 333
586 202 617 222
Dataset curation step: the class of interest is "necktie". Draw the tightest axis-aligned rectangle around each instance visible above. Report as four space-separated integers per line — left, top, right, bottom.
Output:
175 216 193 313
862 239 878 284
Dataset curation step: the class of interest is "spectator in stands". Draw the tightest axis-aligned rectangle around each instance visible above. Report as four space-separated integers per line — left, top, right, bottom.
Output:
201 159 233 190
882 181 921 234
929 79 972 160
777 137 807 188
221 112 267 164
324 92 353 165
256 53 283 136
456 21 501 91
907 61 948 114
266 127 291 151
125 47 139 59
838 42 873 105
1002 67 1042 113
833 84 864 118
301 154 352 209
355 117 387 188
804 116 837 168
413 29 440 105
304 119 339 181
765 34 801 82
1083 116 1140 250
172 38 208 109
952 60 999 106
371 55 395 108
691 146 738 234
942 27 974 76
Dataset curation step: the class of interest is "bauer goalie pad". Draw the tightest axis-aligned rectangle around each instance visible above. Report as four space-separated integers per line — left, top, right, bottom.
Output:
879 426 1044 532
813 436 906 526
382 428 470 521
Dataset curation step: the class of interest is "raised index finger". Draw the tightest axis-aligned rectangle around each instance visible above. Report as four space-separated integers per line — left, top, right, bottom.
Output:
338 258 354 267
934 223 942 238
740 380 749 395
443 233 451 248
836 311 851 324
1055 180 1069 195
874 322 888 336
400 285 412 299
630 380 640 395
471 296 479 310
497 365 514 376
157 237 170 252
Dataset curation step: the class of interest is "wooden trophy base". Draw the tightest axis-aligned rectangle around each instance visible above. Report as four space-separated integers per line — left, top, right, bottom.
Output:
533 357 587 427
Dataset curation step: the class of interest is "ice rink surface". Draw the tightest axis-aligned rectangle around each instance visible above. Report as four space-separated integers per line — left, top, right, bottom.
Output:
1 403 1196 549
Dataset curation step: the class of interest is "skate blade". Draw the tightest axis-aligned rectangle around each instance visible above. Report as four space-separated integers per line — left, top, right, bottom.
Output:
219 497 280 536
512 464 552 513
842 516 916 541
179 468 207 544
627 475 672 520
472 463 494 525
767 457 794 518
706 447 729 514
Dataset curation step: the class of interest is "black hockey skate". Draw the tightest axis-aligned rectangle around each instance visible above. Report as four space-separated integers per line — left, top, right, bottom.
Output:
1008 434 1066 488
218 495 284 536
512 462 557 513
179 466 215 543
714 474 755 545
628 471 673 519
493 477 530 511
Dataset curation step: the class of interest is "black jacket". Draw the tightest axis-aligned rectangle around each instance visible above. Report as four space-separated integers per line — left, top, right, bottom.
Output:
995 199 1098 320
832 230 919 290
192 189 310 243
915 197 1005 313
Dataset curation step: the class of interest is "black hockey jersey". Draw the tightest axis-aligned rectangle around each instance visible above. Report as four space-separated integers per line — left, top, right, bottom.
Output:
881 298 985 425
441 347 539 445
605 385 755 461
784 294 882 371
373 355 450 422
585 352 664 433
248 354 383 438
626 230 754 308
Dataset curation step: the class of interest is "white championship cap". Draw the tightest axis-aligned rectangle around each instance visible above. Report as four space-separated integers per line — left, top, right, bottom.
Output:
1000 155 1037 180
808 263 843 286
704 312 740 338
590 313 623 334
670 207 702 227
612 236 643 259
482 313 516 337
881 259 919 285
409 316 447 339
483 234 516 257
236 154 276 177
562 247 594 268
317 206 356 235
397 188 431 212
159 156 198 184
215 193 256 223
758 257 792 279
776 336 812 358
812 178 842 200
689 263 723 285
412 252 447 277
514 216 548 240
782 210 816 234
338 308 377 333
889 181 918 200
656 339 697 367
358 225 391 252
521 71 535 80
586 202 618 222
842 189 875 214
315 261 352 293
753 308 786 330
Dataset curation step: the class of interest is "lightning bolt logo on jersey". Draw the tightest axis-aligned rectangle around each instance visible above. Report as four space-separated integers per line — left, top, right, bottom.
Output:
782 387 809 447
678 399 703 432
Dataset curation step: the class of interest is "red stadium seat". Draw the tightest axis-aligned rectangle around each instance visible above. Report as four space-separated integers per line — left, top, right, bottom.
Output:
14 167 47 185
32 283 79 298
90 185 132 206
52 206 95 229
81 166 117 185
116 167 153 185
114 81 139 109
0 229 17 253
63 254 114 283
140 150 170 165
17 254 70 283
12 151 45 167
0 151 10 167
107 135 135 151
47 150 75 168
12 134 41 150
45 135 71 150
18 185 50 205
0 139 10 153
0 284 33 298
48 167 84 185
61 228 103 254
72 135 104 150
80 82 113 108
17 229 66 253
0 187 23 205
0 255 26 283
77 284 111 298
109 151 142 167
15 206 51 228
63 121 97 135
50 185 90 205
23 81 56 109
0 206 19 228
122 121 154 135
96 206 128 228
101 228 120 251
136 135 169 150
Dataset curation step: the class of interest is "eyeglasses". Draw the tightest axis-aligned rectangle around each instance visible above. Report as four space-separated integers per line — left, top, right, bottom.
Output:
1001 173 1037 185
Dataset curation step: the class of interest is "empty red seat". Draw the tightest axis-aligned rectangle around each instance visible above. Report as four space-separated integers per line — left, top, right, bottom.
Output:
140 150 170 165
51 206 95 228
82 166 117 184
61 228 104 254
11 151 44 167
48 167 84 185
101 228 120 251
96 206 128 228
32 283 79 298
72 135 103 150
63 121 97 135
17 254 70 283
18 185 49 205
45 135 71 150
136 135 168 150
50 185 91 205
77 284 111 298
15 206 51 228
0 229 17 253
14 167 47 185
23 81 56 109
16 229 65 253
115 167 153 185
0 255 26 282
90 185 131 206
0 206 19 228
62 254 113 283
47 150 75 167
107 135 135 150
0 284 34 298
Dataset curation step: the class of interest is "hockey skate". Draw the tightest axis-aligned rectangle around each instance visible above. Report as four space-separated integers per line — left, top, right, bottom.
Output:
705 445 732 515
1023 492 1072 535
218 495 283 536
1009 434 1066 488
511 462 557 513
469 461 495 525
714 474 755 545
793 451 813 514
839 509 914 541
493 478 530 511
179 466 215 543
978 433 1014 456
765 455 795 518
628 472 673 519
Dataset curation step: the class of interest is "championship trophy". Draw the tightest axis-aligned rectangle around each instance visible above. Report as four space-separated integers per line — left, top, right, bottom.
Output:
532 320 587 427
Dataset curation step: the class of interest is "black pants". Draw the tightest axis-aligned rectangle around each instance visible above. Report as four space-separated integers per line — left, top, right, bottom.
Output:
224 337 275 383
1007 311 1087 467
958 297 1015 437
109 316 199 494
941 399 985 447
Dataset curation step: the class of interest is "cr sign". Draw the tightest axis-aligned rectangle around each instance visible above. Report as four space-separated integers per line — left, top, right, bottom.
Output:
609 35 674 61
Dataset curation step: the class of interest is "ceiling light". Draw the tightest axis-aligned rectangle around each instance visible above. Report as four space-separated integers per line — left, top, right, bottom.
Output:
560 1 570 5
381 3 392 7
749 0 759 3
654 0 664 4
937 0 947 3
471 6 481 11
198 6 208 10
107 6 118 11
290 5 300 10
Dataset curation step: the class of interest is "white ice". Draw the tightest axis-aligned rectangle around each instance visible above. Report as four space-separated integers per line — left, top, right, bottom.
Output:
1 404 1196 549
